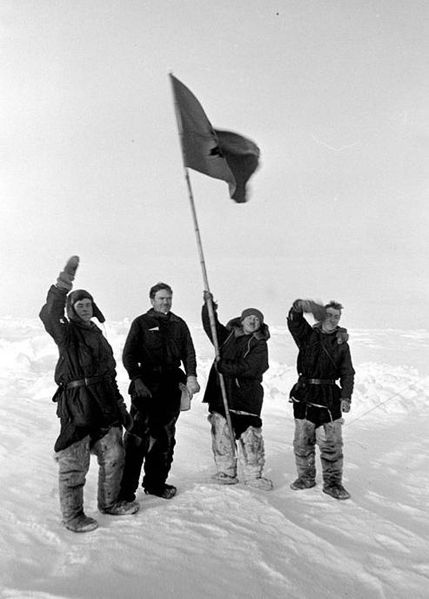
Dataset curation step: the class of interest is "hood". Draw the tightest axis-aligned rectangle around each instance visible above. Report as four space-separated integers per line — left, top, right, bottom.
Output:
66 289 106 323
226 316 270 341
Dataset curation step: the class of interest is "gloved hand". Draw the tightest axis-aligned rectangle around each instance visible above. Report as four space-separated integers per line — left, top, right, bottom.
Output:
302 300 326 323
179 382 192 410
121 407 134 431
133 379 152 399
56 256 80 291
216 358 226 375
117 397 133 430
336 327 349 344
203 290 218 310
341 399 351 413
292 299 304 312
186 375 200 395
292 299 326 322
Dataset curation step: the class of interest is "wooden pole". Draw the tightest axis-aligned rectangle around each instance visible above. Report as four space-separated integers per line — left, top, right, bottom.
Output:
170 74 237 461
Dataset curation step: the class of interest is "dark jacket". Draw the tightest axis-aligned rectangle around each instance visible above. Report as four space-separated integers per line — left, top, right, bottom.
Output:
202 304 269 420
40 285 125 451
122 309 197 412
287 304 355 422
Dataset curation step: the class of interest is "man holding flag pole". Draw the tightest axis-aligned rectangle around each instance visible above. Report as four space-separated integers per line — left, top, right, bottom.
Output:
201 293 273 490
169 73 261 467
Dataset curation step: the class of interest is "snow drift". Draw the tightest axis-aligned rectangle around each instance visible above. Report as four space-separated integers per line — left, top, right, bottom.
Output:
0 319 428 599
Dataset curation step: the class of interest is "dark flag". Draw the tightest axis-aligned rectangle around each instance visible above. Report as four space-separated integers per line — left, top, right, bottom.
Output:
170 74 260 203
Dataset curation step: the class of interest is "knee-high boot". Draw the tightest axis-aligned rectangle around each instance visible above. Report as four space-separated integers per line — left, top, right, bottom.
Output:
239 426 273 491
317 420 344 486
208 412 237 482
93 427 125 512
292 419 316 485
56 436 98 532
317 420 350 500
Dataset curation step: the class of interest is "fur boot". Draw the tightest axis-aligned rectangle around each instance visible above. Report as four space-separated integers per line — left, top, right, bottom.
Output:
208 412 237 479
56 435 95 531
239 426 273 491
292 419 317 486
92 426 125 512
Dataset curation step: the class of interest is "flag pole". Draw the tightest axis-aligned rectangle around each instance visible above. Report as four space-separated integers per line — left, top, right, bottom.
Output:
170 74 237 461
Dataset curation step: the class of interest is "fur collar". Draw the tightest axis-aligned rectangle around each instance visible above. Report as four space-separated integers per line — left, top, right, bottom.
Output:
226 316 270 341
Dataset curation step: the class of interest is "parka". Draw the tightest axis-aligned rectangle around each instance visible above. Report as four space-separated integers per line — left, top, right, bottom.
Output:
122 309 197 414
287 304 355 423
40 285 127 451
201 304 269 421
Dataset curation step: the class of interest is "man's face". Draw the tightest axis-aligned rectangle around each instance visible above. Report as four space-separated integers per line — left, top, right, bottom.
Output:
241 315 261 335
73 299 93 322
151 289 172 314
322 307 341 332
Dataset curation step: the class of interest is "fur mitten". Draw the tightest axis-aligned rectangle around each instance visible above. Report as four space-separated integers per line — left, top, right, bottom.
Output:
294 299 326 322
56 256 80 291
341 399 351 413
203 290 218 311
186 375 200 395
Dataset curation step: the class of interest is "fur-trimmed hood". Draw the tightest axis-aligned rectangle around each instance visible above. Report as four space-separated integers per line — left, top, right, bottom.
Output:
225 316 270 341
66 289 105 323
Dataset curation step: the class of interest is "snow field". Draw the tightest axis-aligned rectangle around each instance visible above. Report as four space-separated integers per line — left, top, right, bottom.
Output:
0 319 428 599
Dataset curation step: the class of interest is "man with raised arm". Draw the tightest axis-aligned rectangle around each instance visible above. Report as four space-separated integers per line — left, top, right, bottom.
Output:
287 299 355 500
40 256 139 533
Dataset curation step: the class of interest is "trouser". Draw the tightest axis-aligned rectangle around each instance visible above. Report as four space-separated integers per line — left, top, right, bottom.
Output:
120 410 179 500
208 412 265 481
293 418 344 486
55 426 124 523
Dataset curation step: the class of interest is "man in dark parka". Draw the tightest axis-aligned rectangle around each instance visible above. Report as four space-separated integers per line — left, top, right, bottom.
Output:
40 256 139 532
287 299 355 500
202 292 273 490
119 282 200 501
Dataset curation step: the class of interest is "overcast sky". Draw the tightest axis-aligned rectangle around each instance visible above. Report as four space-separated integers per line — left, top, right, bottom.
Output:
1 0 428 329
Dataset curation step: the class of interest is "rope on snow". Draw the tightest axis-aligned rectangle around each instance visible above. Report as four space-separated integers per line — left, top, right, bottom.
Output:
344 382 419 427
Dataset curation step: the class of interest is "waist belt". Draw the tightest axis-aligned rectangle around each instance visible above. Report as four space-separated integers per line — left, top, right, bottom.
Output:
229 409 259 418
301 378 335 385
66 375 108 390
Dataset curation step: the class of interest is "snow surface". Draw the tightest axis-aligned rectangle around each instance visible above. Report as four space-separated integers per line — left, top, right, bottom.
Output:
0 319 428 599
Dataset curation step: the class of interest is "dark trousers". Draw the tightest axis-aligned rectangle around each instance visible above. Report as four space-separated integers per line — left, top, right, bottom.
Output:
120 406 179 501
